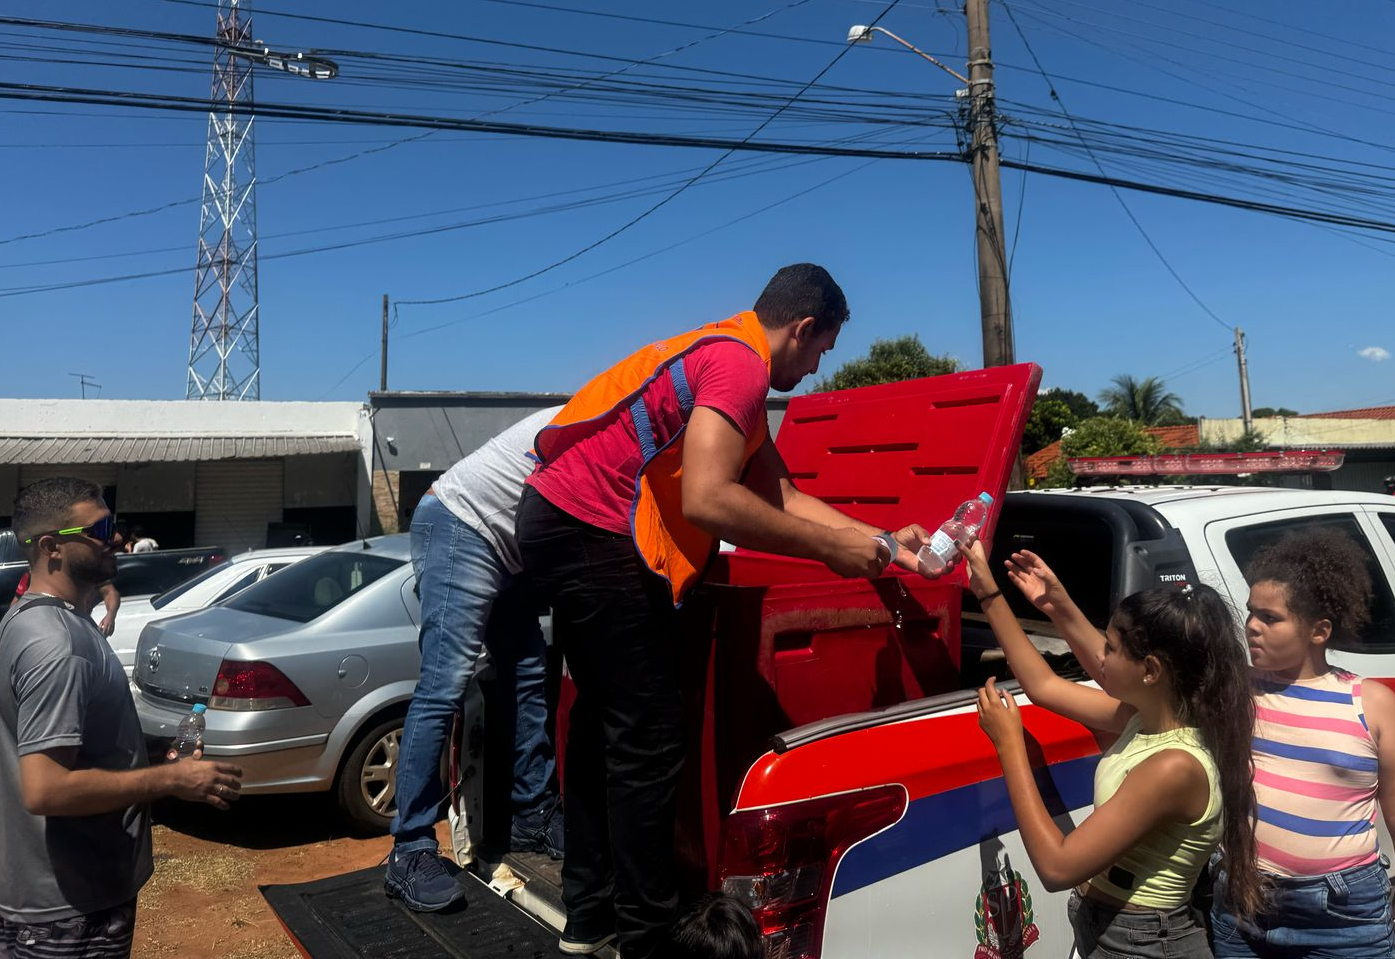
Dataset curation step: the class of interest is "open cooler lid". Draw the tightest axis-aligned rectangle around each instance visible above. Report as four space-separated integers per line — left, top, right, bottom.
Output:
721 362 1041 581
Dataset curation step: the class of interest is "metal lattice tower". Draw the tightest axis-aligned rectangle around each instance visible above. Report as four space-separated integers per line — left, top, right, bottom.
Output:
187 0 260 400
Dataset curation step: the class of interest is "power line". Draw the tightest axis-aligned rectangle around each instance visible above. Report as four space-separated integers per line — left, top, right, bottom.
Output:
998 1 1233 333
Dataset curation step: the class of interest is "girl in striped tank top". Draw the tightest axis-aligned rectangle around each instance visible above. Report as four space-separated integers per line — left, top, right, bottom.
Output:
1210 529 1395 958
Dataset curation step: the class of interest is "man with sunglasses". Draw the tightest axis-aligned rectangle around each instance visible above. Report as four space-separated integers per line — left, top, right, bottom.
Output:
0 477 243 959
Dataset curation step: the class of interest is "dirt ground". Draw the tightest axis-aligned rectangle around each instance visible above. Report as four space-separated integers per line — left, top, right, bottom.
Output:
133 793 452 959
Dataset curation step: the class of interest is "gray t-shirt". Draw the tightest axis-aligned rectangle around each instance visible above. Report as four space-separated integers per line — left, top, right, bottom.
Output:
0 594 153 922
432 406 562 574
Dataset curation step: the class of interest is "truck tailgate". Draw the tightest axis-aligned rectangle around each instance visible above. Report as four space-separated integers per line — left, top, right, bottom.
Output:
261 867 559 959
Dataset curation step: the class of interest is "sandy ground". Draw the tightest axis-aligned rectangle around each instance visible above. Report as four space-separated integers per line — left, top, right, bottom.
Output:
133 793 451 959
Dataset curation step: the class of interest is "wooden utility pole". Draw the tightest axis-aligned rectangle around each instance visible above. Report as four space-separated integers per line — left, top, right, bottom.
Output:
1234 327 1253 433
380 294 389 392
965 0 1013 367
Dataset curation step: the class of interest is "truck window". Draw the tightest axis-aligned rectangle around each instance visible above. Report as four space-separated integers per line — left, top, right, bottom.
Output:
986 510 1116 626
1225 515 1395 653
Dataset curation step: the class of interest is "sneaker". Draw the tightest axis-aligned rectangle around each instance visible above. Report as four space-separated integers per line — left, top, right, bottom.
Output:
511 797 564 860
383 848 467 913
557 926 617 955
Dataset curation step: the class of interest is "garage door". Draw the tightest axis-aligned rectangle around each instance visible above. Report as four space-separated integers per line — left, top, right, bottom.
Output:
196 460 283 555
18 464 119 490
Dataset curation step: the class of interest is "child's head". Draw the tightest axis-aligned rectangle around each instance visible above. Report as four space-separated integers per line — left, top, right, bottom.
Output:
665 894 763 959
1105 583 1243 714
1244 527 1372 673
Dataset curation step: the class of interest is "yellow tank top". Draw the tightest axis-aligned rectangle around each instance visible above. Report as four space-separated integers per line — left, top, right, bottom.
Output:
1087 715 1222 909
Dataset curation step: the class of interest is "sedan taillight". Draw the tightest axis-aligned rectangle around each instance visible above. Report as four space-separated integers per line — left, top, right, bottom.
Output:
210 659 309 711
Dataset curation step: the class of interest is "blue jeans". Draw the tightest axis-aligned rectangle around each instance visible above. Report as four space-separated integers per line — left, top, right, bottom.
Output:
391 493 555 851
1211 857 1395 958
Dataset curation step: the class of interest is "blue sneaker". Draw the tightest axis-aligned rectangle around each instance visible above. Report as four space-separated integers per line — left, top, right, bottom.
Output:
510 797 564 860
383 848 467 912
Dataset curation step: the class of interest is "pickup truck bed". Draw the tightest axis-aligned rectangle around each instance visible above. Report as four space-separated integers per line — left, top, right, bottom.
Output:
262 856 574 959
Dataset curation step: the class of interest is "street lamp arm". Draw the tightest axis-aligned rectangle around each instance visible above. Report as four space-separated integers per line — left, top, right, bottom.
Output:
847 24 969 84
225 43 338 80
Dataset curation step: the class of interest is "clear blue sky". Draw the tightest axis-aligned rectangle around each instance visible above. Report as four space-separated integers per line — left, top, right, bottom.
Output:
2 0 1393 417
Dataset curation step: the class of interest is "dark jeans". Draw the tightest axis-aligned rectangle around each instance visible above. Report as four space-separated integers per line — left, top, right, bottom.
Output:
0 900 136 959
516 487 684 959
1069 890 1213 959
1211 857 1395 958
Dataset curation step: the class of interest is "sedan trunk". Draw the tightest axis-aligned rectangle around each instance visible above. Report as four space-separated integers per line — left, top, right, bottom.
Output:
134 607 294 705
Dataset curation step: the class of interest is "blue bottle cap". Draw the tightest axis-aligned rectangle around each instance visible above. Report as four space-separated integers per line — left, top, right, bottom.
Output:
191 703 207 714
978 492 995 506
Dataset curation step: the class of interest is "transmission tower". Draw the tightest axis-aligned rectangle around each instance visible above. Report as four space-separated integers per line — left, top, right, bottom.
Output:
187 0 260 400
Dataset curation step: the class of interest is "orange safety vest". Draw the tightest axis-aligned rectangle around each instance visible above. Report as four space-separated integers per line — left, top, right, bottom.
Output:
534 312 772 606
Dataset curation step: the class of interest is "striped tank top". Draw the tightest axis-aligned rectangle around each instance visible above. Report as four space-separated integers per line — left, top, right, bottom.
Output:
1252 669 1380 877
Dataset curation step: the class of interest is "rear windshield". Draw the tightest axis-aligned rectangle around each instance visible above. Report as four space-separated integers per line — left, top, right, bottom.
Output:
151 562 237 610
225 551 402 623
981 508 1116 627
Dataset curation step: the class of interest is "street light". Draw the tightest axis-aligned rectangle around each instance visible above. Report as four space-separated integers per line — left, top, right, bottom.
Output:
846 16 1013 370
845 24 968 85
227 43 339 80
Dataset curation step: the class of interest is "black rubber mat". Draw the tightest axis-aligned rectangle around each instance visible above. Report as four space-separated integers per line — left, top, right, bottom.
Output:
260 866 556 959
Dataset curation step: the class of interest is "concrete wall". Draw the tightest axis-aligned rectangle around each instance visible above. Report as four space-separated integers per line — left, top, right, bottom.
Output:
0 399 365 436
115 462 196 511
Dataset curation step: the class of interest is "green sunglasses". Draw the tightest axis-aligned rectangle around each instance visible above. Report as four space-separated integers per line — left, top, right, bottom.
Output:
25 514 118 545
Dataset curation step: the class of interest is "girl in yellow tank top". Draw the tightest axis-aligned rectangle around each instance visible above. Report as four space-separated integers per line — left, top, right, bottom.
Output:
962 542 1263 959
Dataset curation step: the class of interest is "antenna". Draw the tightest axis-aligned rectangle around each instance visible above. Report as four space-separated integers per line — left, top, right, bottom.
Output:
69 373 101 399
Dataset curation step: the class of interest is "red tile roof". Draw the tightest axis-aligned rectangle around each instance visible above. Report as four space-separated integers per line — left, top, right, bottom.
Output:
1026 424 1199 479
1294 405 1395 421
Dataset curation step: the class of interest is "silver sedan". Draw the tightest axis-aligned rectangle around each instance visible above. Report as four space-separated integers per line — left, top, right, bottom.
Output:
132 535 423 832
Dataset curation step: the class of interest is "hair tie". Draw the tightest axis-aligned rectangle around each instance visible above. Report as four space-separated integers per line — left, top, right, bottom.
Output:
1180 583 1195 601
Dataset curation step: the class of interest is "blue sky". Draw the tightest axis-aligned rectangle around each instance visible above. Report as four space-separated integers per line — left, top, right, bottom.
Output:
2 0 1393 417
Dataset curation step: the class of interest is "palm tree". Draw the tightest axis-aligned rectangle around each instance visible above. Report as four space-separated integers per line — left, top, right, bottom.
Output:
1098 375 1185 424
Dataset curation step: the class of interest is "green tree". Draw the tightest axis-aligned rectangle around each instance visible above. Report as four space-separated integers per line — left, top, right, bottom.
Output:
1042 388 1100 422
812 334 957 392
1038 417 1161 488
1251 407 1298 418
1098 375 1186 425
1022 397 1077 455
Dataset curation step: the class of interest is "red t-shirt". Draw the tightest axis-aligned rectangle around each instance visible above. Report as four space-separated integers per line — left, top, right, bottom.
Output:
529 339 769 534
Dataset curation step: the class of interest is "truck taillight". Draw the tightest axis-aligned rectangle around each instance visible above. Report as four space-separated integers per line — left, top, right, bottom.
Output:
210 659 309 710
719 785 906 959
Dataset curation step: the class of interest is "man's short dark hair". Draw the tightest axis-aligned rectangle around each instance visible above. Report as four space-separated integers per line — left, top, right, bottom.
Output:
13 477 105 556
665 894 763 959
753 263 849 336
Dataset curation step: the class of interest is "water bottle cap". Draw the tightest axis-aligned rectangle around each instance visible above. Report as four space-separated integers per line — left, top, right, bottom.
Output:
191 703 207 714
978 492 995 506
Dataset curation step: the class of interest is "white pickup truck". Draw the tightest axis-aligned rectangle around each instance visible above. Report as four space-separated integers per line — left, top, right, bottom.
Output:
264 367 1395 959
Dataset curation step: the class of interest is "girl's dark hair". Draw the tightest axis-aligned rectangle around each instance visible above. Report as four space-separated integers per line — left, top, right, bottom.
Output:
1245 527 1373 650
1110 584 1262 919
665 893 763 959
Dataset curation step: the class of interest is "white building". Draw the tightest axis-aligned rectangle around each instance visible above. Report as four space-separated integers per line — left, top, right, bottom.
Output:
0 399 373 555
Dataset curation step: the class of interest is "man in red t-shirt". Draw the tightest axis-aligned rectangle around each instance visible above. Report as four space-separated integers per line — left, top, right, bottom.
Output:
517 264 941 959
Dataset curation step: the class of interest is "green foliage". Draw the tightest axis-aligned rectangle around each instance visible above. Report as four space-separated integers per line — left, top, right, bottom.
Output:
1097 374 1186 425
1060 417 1162 458
812 334 957 392
1042 388 1100 421
1022 397 1077 455
1251 407 1298 418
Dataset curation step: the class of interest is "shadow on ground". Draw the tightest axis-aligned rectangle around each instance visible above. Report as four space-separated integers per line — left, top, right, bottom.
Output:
153 792 382 849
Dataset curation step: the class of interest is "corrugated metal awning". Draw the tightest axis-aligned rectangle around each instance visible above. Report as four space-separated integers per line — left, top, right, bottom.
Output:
0 434 361 464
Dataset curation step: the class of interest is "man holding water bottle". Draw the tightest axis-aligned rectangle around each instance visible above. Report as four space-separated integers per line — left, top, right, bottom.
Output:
0 478 242 959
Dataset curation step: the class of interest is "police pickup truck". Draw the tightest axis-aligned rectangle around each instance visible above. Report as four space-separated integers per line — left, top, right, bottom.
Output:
263 365 1395 959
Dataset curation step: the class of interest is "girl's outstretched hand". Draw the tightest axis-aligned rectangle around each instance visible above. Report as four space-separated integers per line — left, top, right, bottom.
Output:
1005 549 1067 616
977 677 1024 753
961 540 997 597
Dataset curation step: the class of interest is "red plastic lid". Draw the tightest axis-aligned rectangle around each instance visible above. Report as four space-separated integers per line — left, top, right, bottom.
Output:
732 363 1041 569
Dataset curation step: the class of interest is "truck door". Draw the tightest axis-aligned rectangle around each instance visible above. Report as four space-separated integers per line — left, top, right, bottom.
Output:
1203 506 1395 678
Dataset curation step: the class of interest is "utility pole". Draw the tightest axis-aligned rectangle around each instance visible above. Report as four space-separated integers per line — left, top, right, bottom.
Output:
964 0 1013 367
1234 327 1253 433
380 295 390 392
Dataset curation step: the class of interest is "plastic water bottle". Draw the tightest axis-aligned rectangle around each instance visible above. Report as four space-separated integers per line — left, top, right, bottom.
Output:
918 492 995 575
173 703 207 759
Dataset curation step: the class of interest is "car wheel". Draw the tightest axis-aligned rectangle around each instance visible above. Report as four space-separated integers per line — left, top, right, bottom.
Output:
337 715 404 834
